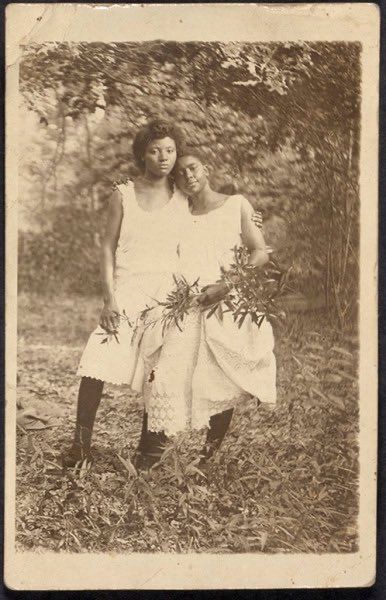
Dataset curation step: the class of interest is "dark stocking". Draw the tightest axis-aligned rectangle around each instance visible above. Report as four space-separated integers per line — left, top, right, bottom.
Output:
73 376 104 451
201 408 234 461
135 410 168 469
62 377 104 466
136 409 149 454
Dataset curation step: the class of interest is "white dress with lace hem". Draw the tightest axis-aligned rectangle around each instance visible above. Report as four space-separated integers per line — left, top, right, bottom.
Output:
77 181 188 389
143 194 277 435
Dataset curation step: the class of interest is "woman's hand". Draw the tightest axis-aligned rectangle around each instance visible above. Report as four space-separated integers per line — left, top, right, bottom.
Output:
99 297 120 333
251 209 263 230
196 281 229 308
241 199 269 268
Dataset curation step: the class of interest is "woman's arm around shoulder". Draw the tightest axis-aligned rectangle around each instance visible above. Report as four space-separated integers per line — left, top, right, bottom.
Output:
239 195 269 268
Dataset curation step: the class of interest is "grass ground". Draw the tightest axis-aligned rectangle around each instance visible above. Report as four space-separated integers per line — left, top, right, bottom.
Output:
16 293 359 553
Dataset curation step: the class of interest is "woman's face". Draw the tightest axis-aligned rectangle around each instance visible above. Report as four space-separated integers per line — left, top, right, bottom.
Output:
143 136 177 177
175 155 208 195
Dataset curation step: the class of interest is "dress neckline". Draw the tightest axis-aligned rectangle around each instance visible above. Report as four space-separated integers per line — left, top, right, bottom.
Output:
131 180 175 214
189 194 237 217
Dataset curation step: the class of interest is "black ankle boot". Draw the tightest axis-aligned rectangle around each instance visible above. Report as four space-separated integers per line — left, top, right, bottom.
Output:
199 408 234 464
134 424 168 471
61 443 92 468
198 440 221 466
134 450 162 471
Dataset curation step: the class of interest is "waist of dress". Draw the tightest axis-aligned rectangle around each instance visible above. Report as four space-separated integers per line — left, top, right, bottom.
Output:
180 269 224 288
115 256 178 273
114 267 175 280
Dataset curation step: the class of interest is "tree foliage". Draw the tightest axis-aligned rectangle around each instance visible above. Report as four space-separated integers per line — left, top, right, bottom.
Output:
19 41 361 329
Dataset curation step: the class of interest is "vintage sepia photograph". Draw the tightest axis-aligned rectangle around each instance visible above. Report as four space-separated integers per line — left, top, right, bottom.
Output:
5 3 379 590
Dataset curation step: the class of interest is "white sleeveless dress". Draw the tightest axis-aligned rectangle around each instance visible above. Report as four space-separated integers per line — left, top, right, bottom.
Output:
143 195 276 435
77 181 189 390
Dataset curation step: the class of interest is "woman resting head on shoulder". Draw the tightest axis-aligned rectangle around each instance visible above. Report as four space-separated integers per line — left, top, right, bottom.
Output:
139 147 276 467
173 147 269 306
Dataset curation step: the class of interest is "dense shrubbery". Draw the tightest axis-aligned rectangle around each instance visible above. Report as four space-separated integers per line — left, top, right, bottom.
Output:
19 206 105 295
19 41 360 329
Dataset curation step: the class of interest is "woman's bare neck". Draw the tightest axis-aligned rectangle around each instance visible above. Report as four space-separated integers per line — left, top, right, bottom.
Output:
134 175 172 209
135 173 170 191
190 188 228 215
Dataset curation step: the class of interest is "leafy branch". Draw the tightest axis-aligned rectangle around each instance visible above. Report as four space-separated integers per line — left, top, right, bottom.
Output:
202 246 293 329
112 247 293 345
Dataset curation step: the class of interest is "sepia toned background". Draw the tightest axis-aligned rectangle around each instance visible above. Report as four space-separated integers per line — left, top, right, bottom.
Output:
16 40 361 554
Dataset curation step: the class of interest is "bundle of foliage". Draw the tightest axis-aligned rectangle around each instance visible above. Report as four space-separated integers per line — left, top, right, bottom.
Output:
108 247 292 344
207 247 291 328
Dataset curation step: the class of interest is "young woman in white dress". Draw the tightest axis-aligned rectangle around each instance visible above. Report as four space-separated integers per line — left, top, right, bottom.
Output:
139 148 276 466
62 119 188 466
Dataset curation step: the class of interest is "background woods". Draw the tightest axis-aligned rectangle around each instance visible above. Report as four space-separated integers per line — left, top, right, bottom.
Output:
16 41 361 553
19 41 360 329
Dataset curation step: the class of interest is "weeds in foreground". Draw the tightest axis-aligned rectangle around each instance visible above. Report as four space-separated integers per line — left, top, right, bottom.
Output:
16 295 359 553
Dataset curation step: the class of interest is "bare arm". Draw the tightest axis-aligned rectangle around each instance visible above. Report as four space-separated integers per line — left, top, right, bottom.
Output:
99 189 123 331
240 197 269 268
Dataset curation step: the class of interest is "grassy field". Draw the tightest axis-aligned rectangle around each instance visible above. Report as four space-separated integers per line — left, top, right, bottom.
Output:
16 293 359 553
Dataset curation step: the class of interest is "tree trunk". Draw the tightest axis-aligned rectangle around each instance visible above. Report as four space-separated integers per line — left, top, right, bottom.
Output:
83 112 97 211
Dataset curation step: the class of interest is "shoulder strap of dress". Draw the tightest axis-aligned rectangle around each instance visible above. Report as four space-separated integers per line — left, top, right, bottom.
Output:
229 194 251 233
237 194 253 213
115 181 136 212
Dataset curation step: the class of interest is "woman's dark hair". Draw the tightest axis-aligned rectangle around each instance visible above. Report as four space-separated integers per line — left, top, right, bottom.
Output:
219 181 237 195
132 119 185 170
176 146 208 165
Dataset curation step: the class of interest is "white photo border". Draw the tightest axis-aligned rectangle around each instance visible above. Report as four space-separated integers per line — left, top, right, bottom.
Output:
5 3 379 590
